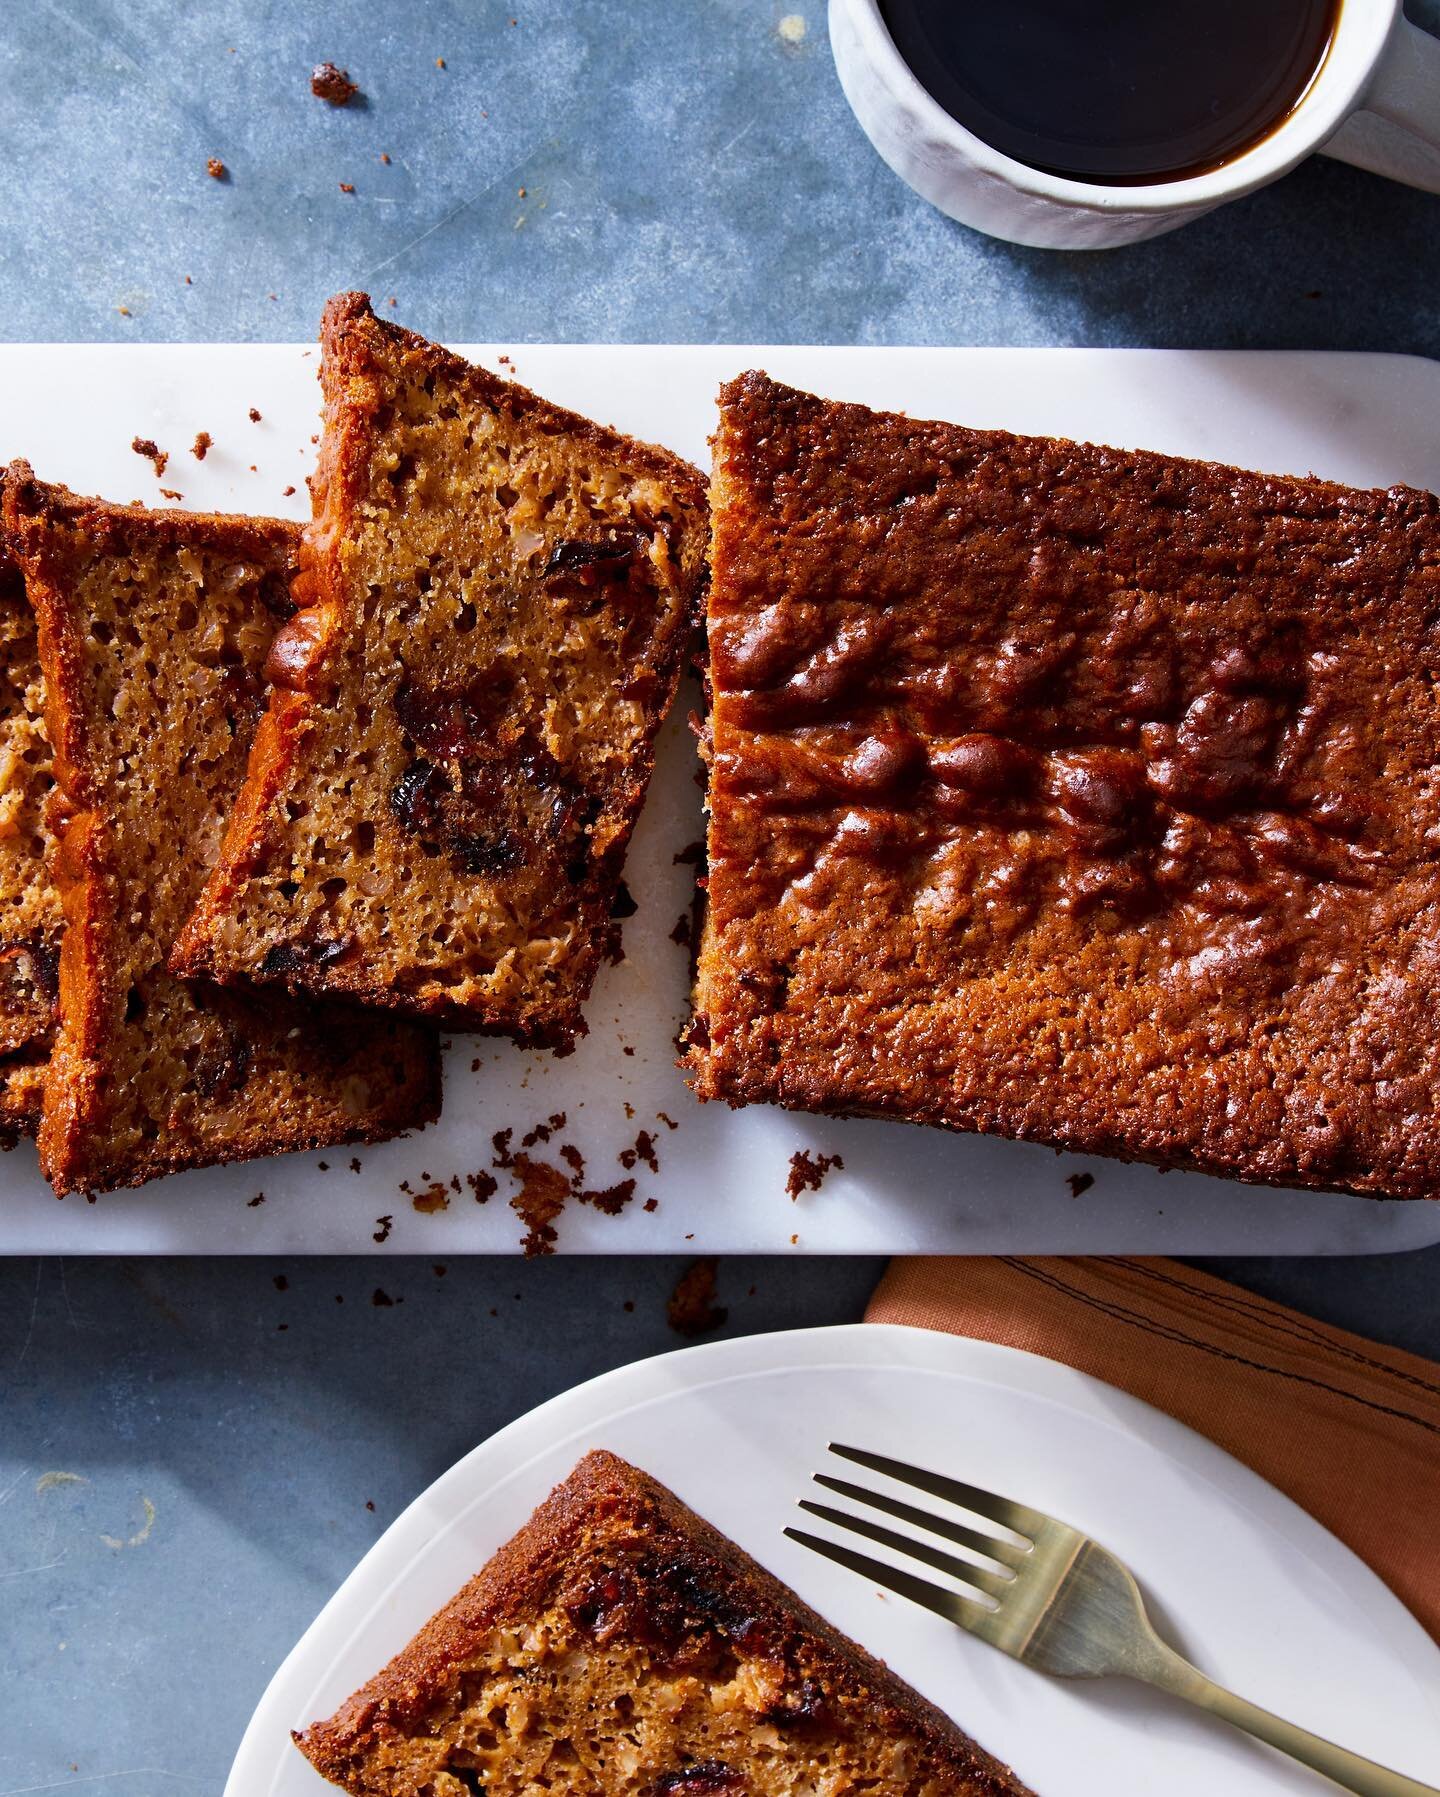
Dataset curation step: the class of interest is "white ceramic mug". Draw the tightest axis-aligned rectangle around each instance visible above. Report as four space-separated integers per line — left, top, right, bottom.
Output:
830 0 1440 249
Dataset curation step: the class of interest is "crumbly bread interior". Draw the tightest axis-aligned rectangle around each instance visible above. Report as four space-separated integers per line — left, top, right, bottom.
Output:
173 294 708 1045
0 521 61 1060
4 468 439 1194
297 1452 1029 1797
690 372 1440 1200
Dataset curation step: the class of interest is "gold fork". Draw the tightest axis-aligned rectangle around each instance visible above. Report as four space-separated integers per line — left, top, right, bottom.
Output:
785 1444 1439 1797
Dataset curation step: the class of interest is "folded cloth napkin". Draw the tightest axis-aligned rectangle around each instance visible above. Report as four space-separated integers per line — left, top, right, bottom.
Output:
866 1256 1440 1643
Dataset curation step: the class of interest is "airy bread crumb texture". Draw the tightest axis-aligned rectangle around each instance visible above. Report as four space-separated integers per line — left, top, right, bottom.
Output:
4 466 439 1194
296 1452 1030 1797
174 294 709 1047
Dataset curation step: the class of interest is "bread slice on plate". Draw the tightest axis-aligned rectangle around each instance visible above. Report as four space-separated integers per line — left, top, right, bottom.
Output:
294 1448 1032 1796
0 494 62 1131
172 293 709 1049
3 465 441 1197
690 371 1440 1201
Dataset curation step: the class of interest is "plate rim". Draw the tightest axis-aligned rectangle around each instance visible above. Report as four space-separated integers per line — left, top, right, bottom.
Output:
225 1319 1440 1794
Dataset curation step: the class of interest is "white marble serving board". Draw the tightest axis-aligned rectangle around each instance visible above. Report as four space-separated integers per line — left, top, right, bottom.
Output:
2 342 1439 1255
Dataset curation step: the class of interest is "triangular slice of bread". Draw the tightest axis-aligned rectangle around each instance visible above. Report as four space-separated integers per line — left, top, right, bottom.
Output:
0 494 61 1083
294 1449 1033 1797
172 294 709 1049
4 465 441 1196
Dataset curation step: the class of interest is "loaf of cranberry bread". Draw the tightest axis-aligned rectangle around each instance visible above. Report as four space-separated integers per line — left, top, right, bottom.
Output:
172 294 709 1048
689 372 1440 1201
4 465 441 1195
0 495 61 1131
295 1449 1032 1797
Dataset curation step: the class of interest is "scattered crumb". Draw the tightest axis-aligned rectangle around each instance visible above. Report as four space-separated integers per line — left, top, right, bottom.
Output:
410 1182 449 1214
667 1259 726 1336
518 185 526 198
364 1499 376 1512
510 1154 570 1256
116 305 132 317
184 275 193 284
435 56 447 68
349 1156 362 1173
623 1102 635 1120
520 1111 566 1148
673 839 705 866
317 1161 329 1171
790 1233 799 1245
433 1264 447 1277
131 437 168 477
580 1178 635 1217
622 1045 635 1057
623 1299 635 1313
610 880 637 919
559 1143 585 1180
277 1322 289 1333
311 61 359 104
248 406 262 422
656 1111 678 1131
1067 1172 1095 1197
669 912 692 949
786 1149 844 1199
273 1274 288 1291
371 1287 394 1307
643 1197 658 1213
619 1129 659 1174
470 1057 482 1072
159 488 183 502
492 1127 514 1168
247 1192 265 1207
207 158 227 180
190 431 212 460
339 181 356 194
380 151 392 164
467 1168 498 1202
282 485 296 496
372 1214 393 1243
778 13 807 44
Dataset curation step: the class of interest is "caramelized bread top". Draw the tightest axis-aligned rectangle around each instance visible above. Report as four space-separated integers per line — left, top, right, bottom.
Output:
174 294 709 1046
691 372 1440 1200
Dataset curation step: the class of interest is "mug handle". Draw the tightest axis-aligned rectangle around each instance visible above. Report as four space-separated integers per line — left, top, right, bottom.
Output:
1320 16 1440 194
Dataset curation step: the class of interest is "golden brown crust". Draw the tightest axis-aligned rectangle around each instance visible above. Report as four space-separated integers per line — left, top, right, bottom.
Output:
0 482 61 1064
690 372 1440 1201
173 293 710 1047
296 1449 1031 1797
4 463 441 1195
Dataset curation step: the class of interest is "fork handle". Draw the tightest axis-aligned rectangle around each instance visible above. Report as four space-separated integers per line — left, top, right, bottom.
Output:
1141 1647 1440 1796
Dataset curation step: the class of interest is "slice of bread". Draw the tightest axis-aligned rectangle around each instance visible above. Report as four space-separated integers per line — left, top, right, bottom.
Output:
3 465 441 1196
295 1449 1033 1797
0 495 61 1069
172 294 709 1048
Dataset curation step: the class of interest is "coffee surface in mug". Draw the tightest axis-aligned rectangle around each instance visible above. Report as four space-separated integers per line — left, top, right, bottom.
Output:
879 0 1341 185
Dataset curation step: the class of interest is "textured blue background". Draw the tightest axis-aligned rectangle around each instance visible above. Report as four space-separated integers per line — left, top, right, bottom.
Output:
2 3 1440 1790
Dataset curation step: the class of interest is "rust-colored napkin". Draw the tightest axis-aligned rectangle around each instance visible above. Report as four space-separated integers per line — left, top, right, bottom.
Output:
867 1256 1440 1643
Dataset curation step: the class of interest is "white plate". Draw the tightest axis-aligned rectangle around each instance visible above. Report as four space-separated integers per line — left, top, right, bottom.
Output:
4 344 1440 1256
226 1322 1440 1796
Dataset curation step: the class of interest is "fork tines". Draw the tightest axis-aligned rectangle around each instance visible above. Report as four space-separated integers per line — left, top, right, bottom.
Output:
784 1443 1037 1619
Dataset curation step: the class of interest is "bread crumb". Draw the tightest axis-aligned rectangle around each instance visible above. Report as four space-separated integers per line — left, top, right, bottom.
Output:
191 431 211 461
786 1149 843 1199
435 56 446 68
372 1214 393 1243
1067 1171 1095 1197
778 13 807 44
248 407 262 422
618 1129 658 1174
371 1287 395 1307
667 1259 726 1336
158 488 183 502
207 158 227 179
468 1169 498 1202
410 1182 449 1214
310 61 359 104
510 1154 569 1256
579 1178 635 1216
247 1191 265 1206
339 181 355 194
379 152 391 164
131 437 168 477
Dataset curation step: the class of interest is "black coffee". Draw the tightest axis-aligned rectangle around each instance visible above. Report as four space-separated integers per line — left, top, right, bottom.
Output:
879 0 1339 185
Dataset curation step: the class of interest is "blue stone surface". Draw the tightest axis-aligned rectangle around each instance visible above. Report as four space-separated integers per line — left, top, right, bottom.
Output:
2 2 1439 1789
